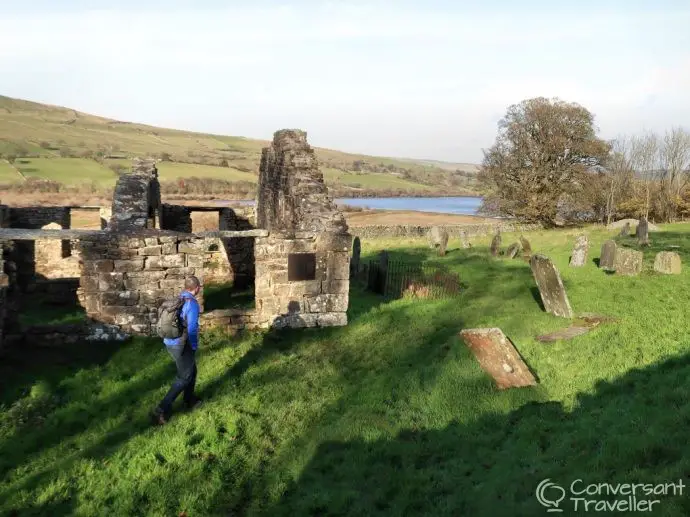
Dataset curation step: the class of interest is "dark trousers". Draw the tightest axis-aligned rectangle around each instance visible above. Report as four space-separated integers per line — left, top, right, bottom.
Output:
158 341 197 415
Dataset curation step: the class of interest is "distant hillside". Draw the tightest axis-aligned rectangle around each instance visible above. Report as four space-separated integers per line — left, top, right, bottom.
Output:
0 95 480 198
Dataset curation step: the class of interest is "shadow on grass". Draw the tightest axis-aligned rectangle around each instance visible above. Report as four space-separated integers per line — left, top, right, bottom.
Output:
267 352 690 516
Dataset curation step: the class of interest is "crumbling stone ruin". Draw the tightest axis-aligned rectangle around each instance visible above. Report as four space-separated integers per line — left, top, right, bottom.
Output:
0 129 352 353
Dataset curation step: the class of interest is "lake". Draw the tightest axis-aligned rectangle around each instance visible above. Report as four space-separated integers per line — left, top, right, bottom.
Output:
217 196 484 215
335 197 483 215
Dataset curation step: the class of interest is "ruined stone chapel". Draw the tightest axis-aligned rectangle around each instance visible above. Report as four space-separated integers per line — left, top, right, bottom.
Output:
0 130 352 351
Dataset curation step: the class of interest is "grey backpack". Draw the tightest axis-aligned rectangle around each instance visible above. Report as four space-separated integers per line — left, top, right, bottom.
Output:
156 296 186 339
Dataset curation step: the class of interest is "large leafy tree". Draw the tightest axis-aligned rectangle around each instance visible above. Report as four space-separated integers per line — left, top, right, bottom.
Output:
478 97 610 225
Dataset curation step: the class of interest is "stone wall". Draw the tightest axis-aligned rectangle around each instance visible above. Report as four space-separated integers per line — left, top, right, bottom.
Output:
254 232 351 328
257 130 347 235
77 230 207 335
9 207 71 229
161 204 193 233
110 158 161 230
349 222 542 239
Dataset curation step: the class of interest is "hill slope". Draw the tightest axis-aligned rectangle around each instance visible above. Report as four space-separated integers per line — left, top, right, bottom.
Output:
0 96 479 197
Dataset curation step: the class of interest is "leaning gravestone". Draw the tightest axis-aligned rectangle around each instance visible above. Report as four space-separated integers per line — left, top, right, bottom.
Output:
519 235 532 258
653 251 681 275
569 234 589 267
350 236 361 275
599 240 617 271
613 248 643 276
636 217 650 246
490 232 501 257
530 254 574 318
459 328 537 389
619 222 631 237
506 242 521 259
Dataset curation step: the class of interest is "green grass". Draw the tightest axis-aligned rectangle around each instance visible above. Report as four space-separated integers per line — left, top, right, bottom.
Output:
156 162 257 183
12 158 117 187
3 226 690 515
0 160 20 182
203 282 256 311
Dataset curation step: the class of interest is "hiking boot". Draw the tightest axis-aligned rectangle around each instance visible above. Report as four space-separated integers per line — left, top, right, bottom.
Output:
151 408 168 425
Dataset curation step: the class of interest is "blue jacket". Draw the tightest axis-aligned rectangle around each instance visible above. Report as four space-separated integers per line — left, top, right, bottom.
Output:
163 291 200 350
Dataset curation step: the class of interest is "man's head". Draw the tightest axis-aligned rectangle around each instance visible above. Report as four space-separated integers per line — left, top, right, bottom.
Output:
184 275 201 296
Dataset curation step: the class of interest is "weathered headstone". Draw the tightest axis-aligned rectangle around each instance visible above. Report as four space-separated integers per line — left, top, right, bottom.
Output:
427 226 446 247
536 326 591 343
619 222 631 237
506 242 521 259
613 248 643 276
519 235 532 258
460 328 537 389
350 236 361 275
599 240 617 271
530 254 574 318
636 216 649 246
460 230 471 249
490 232 501 257
653 251 681 275
569 234 589 267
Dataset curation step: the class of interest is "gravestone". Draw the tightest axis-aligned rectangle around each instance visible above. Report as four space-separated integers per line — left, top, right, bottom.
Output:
619 222 631 237
599 240 617 271
490 232 501 257
350 236 361 275
530 254 574 318
367 250 389 295
428 226 448 249
460 230 471 249
519 235 532 258
613 248 643 276
506 242 521 259
636 217 650 246
438 231 449 257
460 328 537 389
653 251 681 275
569 235 589 267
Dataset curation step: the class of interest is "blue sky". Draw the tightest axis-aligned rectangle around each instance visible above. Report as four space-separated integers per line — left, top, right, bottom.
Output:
1 1 689 162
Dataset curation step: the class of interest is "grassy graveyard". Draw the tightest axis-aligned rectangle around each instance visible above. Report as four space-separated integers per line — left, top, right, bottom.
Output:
2 224 690 516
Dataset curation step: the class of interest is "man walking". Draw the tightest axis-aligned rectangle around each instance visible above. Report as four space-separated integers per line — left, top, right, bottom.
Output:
153 276 202 424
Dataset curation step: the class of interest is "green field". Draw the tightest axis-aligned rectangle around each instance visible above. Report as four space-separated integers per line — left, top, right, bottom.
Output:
0 95 479 195
0 160 19 182
2 226 690 515
13 158 117 187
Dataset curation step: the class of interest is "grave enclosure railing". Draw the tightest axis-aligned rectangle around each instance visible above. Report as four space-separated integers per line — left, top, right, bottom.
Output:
358 259 462 300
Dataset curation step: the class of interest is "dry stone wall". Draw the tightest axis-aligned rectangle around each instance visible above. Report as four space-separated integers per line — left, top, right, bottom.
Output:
77 231 207 335
9 206 71 229
254 232 351 328
350 223 541 239
257 130 347 235
110 158 161 230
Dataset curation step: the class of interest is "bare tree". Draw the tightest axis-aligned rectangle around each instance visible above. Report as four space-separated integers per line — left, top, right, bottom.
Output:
605 136 635 225
628 132 660 219
659 127 690 221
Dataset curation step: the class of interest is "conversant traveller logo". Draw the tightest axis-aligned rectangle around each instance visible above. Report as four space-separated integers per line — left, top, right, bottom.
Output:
536 479 566 512
535 478 685 513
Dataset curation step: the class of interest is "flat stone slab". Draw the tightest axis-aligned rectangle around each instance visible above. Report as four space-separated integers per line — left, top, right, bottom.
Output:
460 328 537 389
536 313 618 342
536 326 591 343
577 313 619 326
530 254 574 318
